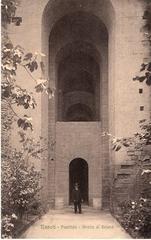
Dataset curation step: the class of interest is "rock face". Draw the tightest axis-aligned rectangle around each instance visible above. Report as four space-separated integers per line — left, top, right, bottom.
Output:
112 149 151 214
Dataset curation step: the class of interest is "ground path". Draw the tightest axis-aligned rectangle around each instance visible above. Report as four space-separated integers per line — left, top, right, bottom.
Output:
21 206 131 239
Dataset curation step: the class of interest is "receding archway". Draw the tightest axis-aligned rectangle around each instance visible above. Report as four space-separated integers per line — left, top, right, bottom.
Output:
48 11 108 122
41 0 115 209
66 103 93 121
69 158 88 204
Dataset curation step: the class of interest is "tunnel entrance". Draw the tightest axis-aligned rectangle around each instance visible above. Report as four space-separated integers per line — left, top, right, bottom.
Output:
42 0 113 209
69 158 88 204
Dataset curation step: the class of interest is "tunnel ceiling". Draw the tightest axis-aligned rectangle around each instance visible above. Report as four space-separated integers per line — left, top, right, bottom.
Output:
50 11 108 49
58 52 100 94
60 71 95 94
66 103 93 121
55 41 101 65
49 11 108 121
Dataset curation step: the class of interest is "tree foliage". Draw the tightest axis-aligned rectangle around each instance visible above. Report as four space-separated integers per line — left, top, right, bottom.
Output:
1 38 54 130
133 0 151 85
1 0 18 24
1 133 47 238
119 197 151 238
1 0 54 130
1 0 50 238
110 2 151 238
106 119 151 152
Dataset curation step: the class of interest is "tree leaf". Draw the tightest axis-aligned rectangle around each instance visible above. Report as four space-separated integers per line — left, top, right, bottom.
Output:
40 61 45 74
140 63 147 71
23 53 33 61
147 62 151 71
146 75 151 86
122 142 130 147
35 83 44 93
138 75 146 82
36 78 47 85
115 144 122 151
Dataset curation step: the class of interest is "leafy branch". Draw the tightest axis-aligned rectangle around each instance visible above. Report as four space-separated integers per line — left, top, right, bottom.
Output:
103 120 151 152
133 0 151 85
1 40 55 130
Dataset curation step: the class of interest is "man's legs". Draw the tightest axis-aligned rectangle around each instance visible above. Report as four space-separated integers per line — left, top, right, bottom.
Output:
74 202 77 213
78 202 81 213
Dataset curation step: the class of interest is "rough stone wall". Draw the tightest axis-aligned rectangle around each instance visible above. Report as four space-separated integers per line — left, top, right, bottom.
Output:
112 146 151 215
110 0 151 212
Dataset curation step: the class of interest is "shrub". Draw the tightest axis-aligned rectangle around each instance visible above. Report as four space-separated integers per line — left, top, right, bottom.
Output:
1 145 42 238
119 197 151 238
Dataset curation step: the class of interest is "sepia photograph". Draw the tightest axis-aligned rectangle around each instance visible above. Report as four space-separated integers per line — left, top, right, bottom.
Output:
1 0 151 239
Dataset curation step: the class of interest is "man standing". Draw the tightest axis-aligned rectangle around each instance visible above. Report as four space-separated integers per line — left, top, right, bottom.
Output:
72 183 82 214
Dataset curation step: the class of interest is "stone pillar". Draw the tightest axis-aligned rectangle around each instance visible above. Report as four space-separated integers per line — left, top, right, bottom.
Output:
92 198 102 209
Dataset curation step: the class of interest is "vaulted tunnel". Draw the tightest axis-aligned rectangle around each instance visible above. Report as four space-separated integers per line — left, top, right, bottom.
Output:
49 11 108 122
41 0 114 209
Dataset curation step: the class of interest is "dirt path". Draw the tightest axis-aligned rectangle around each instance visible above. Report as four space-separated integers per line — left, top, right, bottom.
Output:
21 206 131 239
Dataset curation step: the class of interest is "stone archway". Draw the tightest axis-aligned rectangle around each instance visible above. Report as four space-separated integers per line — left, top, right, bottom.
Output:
69 158 88 204
41 0 115 209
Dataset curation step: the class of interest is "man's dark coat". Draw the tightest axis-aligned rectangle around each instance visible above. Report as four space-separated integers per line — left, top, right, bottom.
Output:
72 188 82 202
